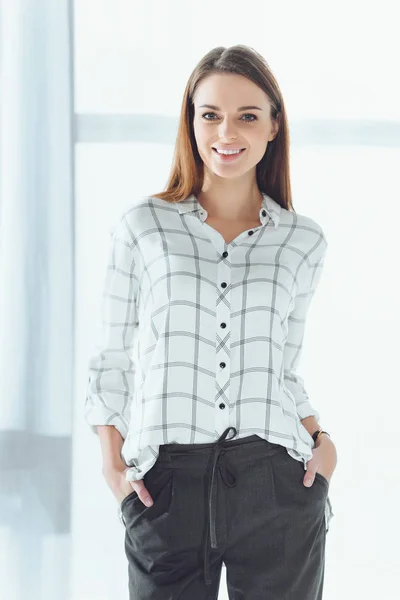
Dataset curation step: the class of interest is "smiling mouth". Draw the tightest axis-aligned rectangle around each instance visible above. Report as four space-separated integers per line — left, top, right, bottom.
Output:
212 148 246 155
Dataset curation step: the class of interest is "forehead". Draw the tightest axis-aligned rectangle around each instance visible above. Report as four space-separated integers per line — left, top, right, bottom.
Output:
194 73 269 110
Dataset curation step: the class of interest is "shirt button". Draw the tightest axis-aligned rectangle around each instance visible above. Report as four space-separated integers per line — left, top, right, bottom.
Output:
219 403 225 409
248 230 254 236
221 282 227 288
219 362 226 368
262 210 267 216
222 251 228 258
220 322 226 328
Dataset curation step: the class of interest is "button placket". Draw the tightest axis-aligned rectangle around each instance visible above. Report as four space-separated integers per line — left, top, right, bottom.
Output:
215 250 231 428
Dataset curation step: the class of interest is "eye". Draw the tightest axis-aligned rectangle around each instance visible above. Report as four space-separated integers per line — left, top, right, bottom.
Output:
201 112 257 123
242 114 257 122
201 112 219 121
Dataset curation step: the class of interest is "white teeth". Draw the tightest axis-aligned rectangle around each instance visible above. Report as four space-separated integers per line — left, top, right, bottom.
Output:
215 148 243 155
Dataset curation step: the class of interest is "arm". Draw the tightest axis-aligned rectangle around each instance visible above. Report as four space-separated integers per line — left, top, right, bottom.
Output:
283 246 327 426
84 212 139 456
98 425 126 471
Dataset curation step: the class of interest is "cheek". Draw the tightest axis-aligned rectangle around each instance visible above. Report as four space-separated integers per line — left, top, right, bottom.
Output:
247 138 269 163
195 135 213 163
193 124 209 148
193 124 209 151
249 130 269 149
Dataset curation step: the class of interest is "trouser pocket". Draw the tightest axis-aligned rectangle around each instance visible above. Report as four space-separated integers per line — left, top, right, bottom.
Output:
120 464 174 523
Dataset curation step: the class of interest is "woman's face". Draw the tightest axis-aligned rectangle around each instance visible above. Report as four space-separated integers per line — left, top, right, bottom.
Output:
192 72 279 180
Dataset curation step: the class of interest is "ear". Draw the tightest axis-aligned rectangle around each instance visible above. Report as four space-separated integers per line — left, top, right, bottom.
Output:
271 114 280 140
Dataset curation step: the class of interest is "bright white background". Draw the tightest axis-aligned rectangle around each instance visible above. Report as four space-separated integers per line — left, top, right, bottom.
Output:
73 1 400 599
1 0 399 599
72 1 400 598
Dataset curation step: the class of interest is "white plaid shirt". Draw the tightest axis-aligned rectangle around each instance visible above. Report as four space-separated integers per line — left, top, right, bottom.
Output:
85 192 333 529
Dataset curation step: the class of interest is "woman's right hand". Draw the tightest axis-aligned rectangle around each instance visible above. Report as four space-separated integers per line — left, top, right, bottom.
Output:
102 464 154 507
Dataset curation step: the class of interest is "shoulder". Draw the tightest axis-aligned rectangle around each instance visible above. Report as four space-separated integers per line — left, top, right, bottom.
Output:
280 206 328 264
110 195 173 239
280 206 326 239
119 195 171 222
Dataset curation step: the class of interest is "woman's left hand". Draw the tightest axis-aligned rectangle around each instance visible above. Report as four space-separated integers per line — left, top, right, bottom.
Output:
303 435 338 487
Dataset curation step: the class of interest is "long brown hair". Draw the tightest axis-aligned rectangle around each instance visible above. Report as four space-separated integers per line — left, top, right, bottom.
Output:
151 44 293 212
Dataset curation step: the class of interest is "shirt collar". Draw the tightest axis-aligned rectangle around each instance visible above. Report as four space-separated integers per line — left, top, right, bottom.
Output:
174 191 281 229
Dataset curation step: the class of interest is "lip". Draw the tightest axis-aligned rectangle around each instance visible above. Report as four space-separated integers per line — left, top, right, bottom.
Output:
212 146 246 151
212 147 246 163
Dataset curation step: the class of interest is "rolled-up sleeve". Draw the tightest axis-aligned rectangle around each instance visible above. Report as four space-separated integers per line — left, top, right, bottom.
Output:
84 213 139 440
283 244 327 422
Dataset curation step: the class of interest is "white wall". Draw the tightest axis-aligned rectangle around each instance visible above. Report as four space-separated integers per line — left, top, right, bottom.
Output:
60 1 400 599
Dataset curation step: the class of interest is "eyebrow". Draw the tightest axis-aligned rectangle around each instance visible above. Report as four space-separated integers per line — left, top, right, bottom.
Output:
199 104 263 111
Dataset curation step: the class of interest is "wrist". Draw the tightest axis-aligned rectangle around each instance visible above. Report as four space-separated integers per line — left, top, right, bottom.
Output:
314 432 333 448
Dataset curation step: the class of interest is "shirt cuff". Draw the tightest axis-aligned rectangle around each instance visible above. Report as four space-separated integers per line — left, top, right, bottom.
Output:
84 407 129 441
296 400 321 422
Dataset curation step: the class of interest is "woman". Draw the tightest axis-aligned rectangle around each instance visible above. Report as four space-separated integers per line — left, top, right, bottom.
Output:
85 44 337 599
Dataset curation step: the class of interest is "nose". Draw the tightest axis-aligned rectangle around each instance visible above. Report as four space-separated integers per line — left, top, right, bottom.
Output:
218 117 238 141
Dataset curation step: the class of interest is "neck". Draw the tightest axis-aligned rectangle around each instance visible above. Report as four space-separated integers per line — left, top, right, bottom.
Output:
198 179 263 222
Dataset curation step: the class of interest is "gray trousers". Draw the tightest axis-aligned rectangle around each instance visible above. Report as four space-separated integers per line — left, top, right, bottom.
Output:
120 427 329 599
